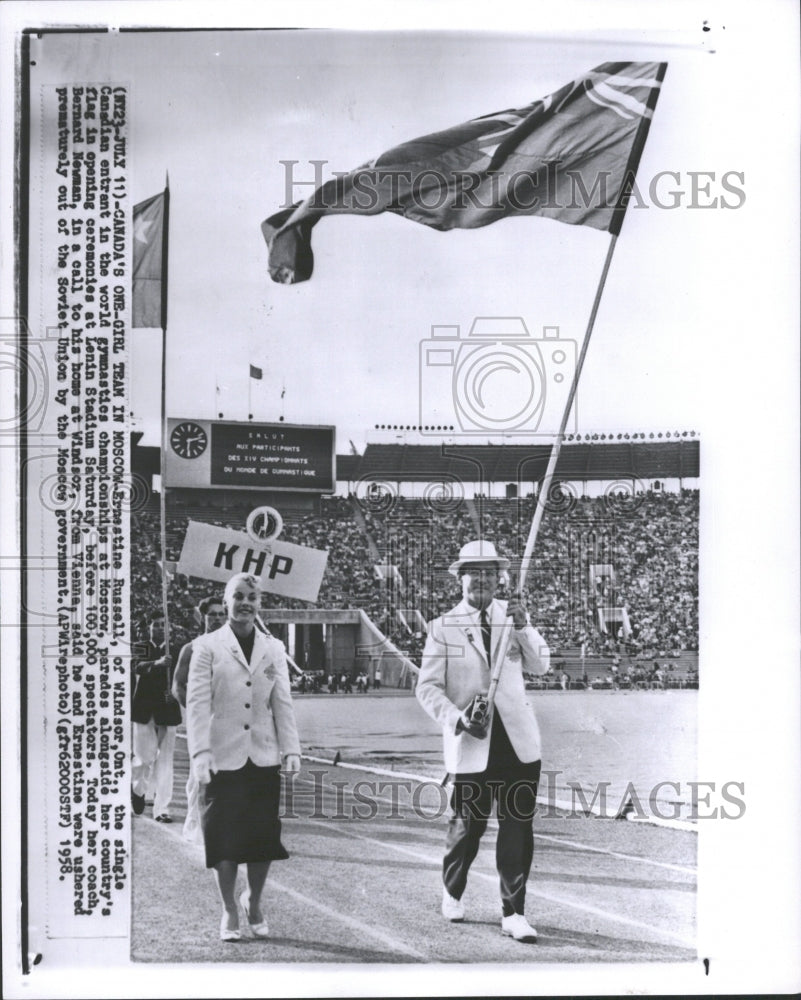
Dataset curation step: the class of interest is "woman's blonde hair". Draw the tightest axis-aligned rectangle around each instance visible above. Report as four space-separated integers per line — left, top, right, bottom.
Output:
223 572 262 608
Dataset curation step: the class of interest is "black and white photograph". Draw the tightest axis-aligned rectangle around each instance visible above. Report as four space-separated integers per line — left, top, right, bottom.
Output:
1 2 799 997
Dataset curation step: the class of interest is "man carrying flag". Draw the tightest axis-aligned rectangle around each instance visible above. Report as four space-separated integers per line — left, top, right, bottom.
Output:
416 540 551 942
260 59 669 947
261 62 666 283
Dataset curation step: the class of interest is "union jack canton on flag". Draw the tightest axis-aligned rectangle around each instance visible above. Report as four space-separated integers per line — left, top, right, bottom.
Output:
261 62 667 284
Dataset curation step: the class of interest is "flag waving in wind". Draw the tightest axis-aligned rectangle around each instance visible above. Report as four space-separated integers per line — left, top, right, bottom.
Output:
132 189 168 326
261 62 666 284
132 182 171 648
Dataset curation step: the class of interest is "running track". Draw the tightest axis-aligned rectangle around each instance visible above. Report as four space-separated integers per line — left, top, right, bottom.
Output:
132 736 697 965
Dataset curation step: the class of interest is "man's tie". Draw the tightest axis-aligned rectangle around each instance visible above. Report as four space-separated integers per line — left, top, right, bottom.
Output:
480 609 492 667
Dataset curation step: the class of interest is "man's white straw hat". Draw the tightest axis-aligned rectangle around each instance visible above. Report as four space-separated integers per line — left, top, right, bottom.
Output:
448 540 510 577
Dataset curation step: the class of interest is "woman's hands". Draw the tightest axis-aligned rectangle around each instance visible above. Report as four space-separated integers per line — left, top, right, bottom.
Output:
192 750 214 785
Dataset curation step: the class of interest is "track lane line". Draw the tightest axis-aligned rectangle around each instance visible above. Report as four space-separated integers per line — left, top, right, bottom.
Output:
177 747 698 875
301 816 696 950
165 763 696 953
158 817 426 961
532 833 696 875
290 772 698 875
266 879 426 961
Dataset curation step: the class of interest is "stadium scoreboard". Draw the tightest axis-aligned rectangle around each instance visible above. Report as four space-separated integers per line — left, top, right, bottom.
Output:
165 419 336 493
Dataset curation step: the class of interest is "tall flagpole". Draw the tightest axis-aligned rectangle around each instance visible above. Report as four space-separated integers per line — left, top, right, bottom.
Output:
485 233 619 712
484 63 667 715
158 174 171 658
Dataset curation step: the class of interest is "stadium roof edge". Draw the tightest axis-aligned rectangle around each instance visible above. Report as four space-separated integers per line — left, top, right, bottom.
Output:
336 439 699 483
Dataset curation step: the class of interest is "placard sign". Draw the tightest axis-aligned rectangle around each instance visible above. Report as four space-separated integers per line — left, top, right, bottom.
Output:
176 521 328 602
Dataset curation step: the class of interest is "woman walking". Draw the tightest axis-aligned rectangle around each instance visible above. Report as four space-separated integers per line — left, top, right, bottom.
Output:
186 572 301 941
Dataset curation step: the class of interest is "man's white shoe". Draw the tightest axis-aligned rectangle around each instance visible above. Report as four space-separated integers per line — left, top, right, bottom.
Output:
501 913 538 942
441 889 465 922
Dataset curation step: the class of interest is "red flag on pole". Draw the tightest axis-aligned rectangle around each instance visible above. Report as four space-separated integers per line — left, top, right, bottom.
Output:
133 179 172 650
261 62 666 284
132 190 169 327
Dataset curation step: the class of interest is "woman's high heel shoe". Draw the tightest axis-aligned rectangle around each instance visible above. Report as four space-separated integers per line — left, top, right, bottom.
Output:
220 910 241 942
239 890 269 939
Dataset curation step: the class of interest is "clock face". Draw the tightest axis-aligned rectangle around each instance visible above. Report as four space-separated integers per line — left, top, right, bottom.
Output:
170 421 208 459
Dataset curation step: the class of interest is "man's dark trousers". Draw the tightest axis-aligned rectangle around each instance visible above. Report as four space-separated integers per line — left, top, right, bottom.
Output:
442 712 541 917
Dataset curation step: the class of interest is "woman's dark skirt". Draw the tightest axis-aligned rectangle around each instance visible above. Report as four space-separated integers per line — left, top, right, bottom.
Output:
200 759 289 869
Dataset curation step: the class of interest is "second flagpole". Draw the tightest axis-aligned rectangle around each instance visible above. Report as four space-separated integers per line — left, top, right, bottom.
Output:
157 176 172 659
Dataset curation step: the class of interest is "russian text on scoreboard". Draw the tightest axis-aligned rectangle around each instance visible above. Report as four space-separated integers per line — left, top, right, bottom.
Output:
165 419 336 492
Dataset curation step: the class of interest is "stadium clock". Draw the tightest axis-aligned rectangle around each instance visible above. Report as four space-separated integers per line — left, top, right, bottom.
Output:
170 421 208 459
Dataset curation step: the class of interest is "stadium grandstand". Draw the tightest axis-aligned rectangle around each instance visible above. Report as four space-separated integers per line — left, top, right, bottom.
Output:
131 431 698 691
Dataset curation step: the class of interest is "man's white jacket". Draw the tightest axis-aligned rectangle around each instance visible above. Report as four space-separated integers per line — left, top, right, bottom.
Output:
416 598 550 774
186 622 301 771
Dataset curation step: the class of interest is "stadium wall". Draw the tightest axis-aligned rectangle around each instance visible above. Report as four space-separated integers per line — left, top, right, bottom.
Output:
132 435 700 499
258 608 417 688
334 440 700 497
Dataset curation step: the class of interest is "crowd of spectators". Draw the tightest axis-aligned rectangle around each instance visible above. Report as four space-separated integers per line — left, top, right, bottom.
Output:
475 489 698 658
526 659 699 691
130 488 699 668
